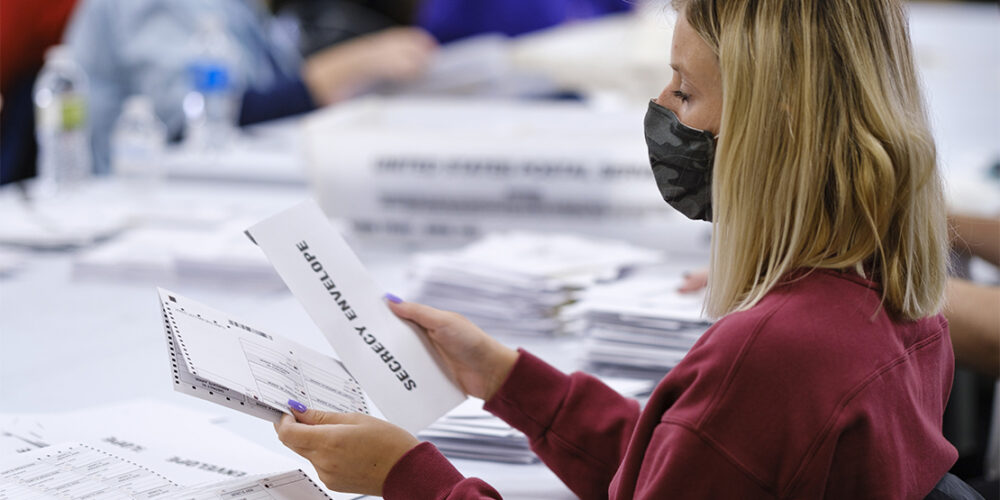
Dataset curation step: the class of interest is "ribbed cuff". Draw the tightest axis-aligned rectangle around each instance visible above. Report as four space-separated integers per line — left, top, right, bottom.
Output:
483 349 571 440
383 442 465 499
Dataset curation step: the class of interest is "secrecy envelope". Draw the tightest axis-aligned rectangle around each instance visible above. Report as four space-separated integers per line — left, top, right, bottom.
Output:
245 200 466 433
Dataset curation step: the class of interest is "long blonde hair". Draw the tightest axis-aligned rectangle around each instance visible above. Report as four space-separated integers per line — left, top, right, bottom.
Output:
675 0 948 320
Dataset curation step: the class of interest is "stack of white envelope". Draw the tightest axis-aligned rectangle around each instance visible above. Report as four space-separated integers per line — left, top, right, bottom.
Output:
410 232 663 337
564 265 714 378
419 378 655 464
419 398 537 464
72 220 284 289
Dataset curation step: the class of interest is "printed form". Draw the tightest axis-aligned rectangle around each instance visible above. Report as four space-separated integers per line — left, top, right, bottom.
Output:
160 289 368 423
0 443 176 499
0 442 331 499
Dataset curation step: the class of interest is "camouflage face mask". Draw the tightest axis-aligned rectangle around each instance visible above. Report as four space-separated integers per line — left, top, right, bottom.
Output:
643 99 716 222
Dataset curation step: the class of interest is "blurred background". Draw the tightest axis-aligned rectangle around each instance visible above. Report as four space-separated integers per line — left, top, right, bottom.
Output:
0 0 997 498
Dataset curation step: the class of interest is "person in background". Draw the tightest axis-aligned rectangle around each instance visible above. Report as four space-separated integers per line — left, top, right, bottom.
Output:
946 214 1000 379
64 0 437 173
275 0 422 56
272 0 968 497
945 214 999 499
0 0 80 185
416 0 633 44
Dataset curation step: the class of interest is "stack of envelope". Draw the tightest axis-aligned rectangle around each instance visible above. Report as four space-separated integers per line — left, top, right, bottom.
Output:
419 399 537 464
420 378 655 464
564 265 713 378
72 220 284 290
410 232 663 337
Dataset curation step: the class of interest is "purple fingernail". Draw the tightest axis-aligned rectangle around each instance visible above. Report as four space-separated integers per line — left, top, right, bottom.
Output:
384 293 403 304
288 399 307 413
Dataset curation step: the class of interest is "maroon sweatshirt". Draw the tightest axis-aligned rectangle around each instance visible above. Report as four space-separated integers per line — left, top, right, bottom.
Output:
384 269 957 499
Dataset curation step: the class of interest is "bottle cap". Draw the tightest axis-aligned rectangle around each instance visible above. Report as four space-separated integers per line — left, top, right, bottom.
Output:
188 62 230 93
43 45 73 63
122 95 156 117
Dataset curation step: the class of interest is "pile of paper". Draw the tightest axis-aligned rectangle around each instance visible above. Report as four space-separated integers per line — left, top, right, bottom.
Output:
0 248 26 277
0 194 130 249
565 266 713 378
0 399 362 499
410 232 663 337
72 220 284 289
0 399 296 485
1 443 333 500
419 378 654 464
419 399 536 464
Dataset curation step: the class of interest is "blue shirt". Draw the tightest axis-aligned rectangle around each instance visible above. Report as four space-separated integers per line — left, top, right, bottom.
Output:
418 0 632 44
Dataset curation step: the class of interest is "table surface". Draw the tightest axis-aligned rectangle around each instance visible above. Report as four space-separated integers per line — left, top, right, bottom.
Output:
1 4 997 499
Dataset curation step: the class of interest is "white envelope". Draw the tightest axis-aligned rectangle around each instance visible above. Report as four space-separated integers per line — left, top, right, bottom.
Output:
245 201 466 434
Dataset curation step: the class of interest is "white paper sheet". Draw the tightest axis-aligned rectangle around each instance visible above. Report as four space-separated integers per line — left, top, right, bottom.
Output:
0 442 179 499
0 432 43 455
159 290 368 423
245 201 466 434
157 469 331 500
0 400 365 499
0 443 332 500
0 400 293 486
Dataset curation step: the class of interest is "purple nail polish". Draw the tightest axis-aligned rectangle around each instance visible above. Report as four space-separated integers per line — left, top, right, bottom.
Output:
384 293 403 304
288 399 307 413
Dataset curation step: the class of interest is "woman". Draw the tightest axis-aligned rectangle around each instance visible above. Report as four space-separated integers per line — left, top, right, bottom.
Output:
274 0 958 497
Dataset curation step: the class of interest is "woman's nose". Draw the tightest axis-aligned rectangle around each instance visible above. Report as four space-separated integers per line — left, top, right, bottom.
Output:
655 87 675 112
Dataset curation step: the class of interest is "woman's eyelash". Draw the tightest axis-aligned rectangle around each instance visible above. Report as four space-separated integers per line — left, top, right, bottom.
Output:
672 90 690 102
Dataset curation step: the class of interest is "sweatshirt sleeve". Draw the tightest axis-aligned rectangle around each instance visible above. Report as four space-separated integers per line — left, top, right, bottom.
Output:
383 442 502 500
483 349 641 500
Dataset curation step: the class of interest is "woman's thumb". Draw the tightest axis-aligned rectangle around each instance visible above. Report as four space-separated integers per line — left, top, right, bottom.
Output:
288 399 351 425
385 294 449 330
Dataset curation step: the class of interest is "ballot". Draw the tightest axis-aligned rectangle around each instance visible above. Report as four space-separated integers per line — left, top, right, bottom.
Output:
245 200 466 434
159 289 369 423
0 442 332 499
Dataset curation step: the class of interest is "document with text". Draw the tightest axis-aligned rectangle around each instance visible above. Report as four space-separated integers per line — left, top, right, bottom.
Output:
159 289 369 423
245 200 466 434
0 442 331 499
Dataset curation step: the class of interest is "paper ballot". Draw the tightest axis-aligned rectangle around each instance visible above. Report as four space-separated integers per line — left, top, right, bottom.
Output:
245 201 466 434
0 442 331 499
159 289 369 423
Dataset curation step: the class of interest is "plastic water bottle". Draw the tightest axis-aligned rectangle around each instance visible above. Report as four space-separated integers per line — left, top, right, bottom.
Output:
183 17 240 150
33 45 91 195
111 95 167 190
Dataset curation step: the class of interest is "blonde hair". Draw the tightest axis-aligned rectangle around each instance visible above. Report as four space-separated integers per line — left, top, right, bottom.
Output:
675 0 948 320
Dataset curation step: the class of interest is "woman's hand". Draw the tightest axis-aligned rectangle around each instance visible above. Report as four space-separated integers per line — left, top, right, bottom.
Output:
386 296 519 401
678 268 709 293
274 402 419 496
